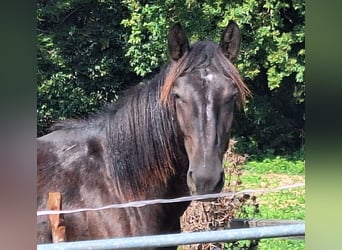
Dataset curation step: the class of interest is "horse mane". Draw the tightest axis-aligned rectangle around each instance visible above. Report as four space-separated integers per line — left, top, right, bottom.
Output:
161 41 251 107
102 73 188 199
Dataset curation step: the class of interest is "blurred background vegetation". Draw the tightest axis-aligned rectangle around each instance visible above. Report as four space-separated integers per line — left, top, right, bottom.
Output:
37 0 305 157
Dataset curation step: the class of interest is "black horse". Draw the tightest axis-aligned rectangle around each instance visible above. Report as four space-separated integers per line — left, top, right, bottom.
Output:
37 21 250 249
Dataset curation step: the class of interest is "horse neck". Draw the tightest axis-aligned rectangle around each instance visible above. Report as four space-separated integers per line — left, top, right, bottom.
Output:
104 83 189 201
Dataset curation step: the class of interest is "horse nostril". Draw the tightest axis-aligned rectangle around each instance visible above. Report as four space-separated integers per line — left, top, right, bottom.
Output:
187 170 196 194
188 170 193 178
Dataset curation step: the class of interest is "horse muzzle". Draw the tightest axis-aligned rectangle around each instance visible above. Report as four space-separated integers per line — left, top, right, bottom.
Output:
187 167 225 195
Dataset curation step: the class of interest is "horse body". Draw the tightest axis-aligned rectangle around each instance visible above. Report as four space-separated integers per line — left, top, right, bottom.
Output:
37 87 189 244
37 21 250 249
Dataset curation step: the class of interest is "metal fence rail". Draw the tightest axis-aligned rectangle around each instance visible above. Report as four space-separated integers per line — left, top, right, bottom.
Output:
37 223 305 250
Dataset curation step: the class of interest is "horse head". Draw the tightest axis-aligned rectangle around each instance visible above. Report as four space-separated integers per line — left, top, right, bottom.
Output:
164 21 244 195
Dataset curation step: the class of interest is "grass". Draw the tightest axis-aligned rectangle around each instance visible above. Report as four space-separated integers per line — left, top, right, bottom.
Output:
236 154 305 249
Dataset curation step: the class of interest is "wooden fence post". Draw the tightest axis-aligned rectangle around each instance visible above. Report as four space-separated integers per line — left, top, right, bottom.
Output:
48 192 66 243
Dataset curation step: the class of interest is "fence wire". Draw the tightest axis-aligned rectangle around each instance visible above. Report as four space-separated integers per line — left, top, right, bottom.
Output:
37 183 304 216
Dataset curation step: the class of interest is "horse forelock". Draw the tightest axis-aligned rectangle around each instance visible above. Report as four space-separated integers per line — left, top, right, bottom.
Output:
160 41 251 108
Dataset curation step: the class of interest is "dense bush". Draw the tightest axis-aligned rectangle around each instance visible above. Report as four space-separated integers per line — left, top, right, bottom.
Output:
37 0 140 135
37 0 305 155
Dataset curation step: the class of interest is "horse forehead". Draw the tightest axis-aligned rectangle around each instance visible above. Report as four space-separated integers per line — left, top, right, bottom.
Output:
177 68 228 94
201 67 225 82
197 68 227 91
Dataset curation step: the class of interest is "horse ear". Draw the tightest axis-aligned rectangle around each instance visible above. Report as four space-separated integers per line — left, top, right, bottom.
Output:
219 21 241 61
168 23 190 61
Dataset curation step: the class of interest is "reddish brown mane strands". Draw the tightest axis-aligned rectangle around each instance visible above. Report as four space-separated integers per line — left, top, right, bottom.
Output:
160 55 188 106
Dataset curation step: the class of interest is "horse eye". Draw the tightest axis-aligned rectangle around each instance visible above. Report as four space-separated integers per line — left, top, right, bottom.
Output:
224 97 235 104
172 93 180 99
224 98 234 105
172 92 186 103
224 94 237 105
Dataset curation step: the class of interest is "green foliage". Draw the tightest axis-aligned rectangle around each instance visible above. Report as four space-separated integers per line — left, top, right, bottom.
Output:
245 154 305 175
37 0 139 135
121 0 169 76
233 92 304 156
258 239 304 250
